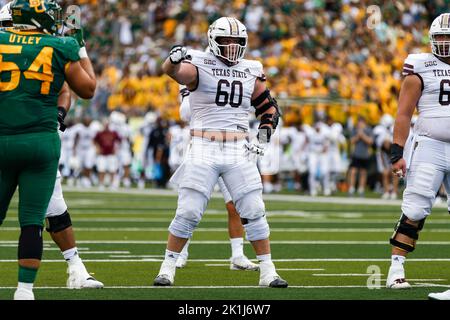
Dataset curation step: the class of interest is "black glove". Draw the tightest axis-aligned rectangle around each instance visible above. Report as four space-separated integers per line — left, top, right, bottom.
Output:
169 45 188 64
57 106 67 132
390 143 404 164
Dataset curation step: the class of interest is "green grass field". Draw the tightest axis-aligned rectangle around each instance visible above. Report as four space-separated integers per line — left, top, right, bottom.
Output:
1 189 449 300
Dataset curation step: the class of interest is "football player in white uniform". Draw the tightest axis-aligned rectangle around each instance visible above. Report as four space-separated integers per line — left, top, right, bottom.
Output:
51 87 104 290
387 14 450 297
110 111 133 188
305 121 331 196
0 2 103 298
326 118 346 194
73 116 98 187
173 85 259 271
374 114 398 199
153 17 287 288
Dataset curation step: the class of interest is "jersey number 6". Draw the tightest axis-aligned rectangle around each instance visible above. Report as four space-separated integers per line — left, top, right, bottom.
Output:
439 79 450 106
215 79 243 108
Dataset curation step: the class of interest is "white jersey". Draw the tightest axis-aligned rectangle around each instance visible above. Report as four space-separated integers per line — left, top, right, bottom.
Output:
403 53 450 141
328 122 345 153
168 125 191 169
73 123 98 152
60 125 78 152
186 49 264 133
305 124 330 154
110 122 132 152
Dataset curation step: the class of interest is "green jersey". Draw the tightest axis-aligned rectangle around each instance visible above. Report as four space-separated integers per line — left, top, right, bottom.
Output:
0 29 80 135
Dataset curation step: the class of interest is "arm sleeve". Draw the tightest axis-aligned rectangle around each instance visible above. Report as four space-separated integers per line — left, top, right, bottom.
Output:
179 86 191 122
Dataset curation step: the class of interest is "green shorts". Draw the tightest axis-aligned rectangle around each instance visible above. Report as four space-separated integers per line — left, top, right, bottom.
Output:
0 132 60 227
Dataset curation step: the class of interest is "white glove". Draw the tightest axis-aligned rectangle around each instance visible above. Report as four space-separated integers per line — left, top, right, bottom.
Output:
169 45 188 64
244 139 266 162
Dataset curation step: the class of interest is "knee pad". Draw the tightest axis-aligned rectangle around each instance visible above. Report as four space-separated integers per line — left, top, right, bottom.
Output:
169 188 208 238
168 215 199 239
46 192 68 218
18 225 43 260
242 216 270 242
45 211 72 233
234 190 265 220
389 214 425 253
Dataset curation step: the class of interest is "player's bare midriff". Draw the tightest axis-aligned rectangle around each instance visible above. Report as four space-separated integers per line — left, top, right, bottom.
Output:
190 129 248 142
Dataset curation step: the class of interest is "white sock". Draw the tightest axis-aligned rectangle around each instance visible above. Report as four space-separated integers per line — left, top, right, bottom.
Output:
165 249 180 263
180 239 190 258
17 282 33 291
230 238 244 258
258 255 276 276
63 247 82 266
257 254 272 262
391 255 406 267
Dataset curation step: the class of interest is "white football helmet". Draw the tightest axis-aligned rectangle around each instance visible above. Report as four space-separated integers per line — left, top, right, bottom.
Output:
0 2 12 27
380 113 394 128
110 111 126 125
429 13 450 57
208 17 248 65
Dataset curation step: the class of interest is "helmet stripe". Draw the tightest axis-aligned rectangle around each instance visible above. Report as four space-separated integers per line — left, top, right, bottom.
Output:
442 13 450 28
226 17 233 34
233 18 239 35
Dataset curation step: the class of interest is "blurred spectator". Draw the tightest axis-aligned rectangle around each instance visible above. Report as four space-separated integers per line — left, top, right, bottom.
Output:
146 117 170 188
94 121 121 189
347 116 374 197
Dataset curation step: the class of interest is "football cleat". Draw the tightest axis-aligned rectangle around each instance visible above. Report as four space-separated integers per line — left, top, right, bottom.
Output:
153 274 174 286
230 255 259 271
67 264 104 289
259 275 288 288
386 265 411 289
428 289 450 300
13 288 34 300
154 260 176 286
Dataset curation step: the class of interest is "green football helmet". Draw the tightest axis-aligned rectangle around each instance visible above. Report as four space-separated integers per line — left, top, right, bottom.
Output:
10 0 63 35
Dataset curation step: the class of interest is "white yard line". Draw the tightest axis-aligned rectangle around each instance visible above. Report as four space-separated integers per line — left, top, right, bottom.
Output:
72 251 130 254
108 255 165 258
313 274 384 277
1 258 450 262
60 186 450 208
2 240 450 245
4 227 450 233
3 218 450 224
60 187 410 206
0 284 449 290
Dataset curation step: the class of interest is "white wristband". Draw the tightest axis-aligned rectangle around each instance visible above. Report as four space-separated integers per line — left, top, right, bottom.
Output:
79 47 88 59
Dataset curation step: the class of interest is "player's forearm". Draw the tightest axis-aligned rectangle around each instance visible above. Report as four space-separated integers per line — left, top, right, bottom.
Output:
57 82 71 111
80 58 96 83
74 58 96 98
259 106 276 130
393 115 412 147
162 58 182 78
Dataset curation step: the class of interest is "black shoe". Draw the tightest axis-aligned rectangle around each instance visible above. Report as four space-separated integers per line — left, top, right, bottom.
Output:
153 275 173 286
269 277 288 288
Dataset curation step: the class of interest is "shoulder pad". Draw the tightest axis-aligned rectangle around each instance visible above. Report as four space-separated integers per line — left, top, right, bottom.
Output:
403 53 434 76
184 49 211 65
241 59 265 80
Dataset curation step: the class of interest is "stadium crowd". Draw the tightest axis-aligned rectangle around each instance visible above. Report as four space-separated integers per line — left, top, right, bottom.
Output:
1 0 445 197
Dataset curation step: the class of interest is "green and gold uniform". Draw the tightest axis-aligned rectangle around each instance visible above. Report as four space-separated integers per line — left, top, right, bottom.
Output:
0 29 80 227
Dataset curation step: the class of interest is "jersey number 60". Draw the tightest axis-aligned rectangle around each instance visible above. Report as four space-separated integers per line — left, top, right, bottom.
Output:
215 79 243 108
